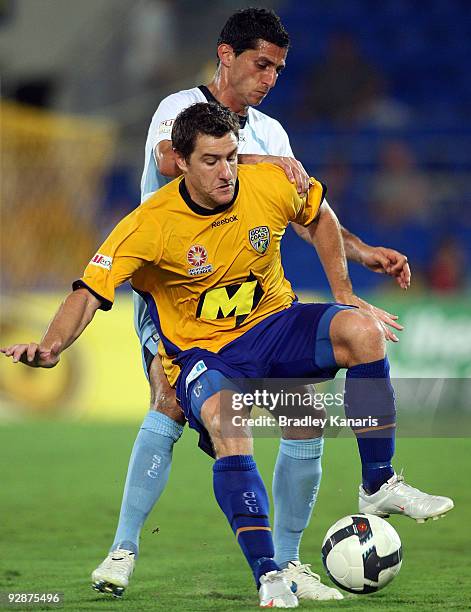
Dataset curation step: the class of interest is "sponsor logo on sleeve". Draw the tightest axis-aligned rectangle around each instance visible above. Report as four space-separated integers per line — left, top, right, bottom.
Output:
248 226 270 254
158 118 174 136
187 244 213 276
90 253 112 271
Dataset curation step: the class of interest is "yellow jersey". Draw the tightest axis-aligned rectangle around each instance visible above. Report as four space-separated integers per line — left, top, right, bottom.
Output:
75 163 326 385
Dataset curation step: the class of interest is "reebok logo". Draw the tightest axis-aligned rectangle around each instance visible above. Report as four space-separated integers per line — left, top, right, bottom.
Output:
212 215 238 228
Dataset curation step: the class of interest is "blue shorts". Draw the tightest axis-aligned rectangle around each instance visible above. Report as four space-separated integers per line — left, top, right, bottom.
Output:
174 302 353 457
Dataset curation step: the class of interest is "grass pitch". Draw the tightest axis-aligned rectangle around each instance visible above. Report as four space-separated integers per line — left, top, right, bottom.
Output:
1 422 469 611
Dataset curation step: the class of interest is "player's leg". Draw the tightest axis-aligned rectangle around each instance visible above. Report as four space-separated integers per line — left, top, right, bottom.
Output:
329 308 396 493
272 403 324 571
92 294 184 597
108 354 184 555
328 307 453 522
178 361 297 607
271 400 341 601
194 381 297 608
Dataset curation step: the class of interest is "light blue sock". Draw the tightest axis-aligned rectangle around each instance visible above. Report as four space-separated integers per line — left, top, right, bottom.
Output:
111 411 183 556
272 437 324 568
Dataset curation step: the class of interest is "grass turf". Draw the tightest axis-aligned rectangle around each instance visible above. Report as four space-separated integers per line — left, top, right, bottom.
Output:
0 422 469 611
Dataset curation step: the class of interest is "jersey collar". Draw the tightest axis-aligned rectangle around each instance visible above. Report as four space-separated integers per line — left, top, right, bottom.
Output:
198 85 248 129
179 178 239 216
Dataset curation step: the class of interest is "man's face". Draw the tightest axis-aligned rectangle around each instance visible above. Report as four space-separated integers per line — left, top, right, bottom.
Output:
177 132 239 208
228 40 287 107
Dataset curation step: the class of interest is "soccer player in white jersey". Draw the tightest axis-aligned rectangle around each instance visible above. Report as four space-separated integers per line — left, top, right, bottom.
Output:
90 8 449 600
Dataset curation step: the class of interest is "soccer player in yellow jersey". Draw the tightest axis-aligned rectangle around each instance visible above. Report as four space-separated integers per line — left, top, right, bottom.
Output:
90 8 411 601
2 102 453 607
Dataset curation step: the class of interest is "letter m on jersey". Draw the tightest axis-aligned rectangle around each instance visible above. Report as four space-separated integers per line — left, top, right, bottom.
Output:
196 272 264 327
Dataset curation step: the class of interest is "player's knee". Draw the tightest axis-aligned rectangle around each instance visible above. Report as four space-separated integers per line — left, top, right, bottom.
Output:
200 390 251 447
209 411 253 459
200 394 224 439
150 390 185 422
148 356 185 423
336 310 383 345
332 310 385 366
355 311 383 341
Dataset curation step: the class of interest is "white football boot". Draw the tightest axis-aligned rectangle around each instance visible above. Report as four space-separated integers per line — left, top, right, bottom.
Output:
91 548 135 598
359 471 454 523
282 561 344 600
259 570 298 608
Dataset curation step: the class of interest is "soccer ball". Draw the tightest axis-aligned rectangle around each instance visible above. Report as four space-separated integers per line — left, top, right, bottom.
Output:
321 514 402 594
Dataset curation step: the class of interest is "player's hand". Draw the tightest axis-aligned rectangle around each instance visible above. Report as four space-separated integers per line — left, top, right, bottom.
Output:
264 156 310 195
1 341 61 368
338 294 404 342
360 246 411 290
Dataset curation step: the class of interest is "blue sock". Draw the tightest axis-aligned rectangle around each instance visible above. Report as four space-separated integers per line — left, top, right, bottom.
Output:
111 411 183 555
345 357 396 494
273 437 324 568
213 455 278 587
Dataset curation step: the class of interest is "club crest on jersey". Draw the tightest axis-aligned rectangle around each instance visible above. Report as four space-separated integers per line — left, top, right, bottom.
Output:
187 244 213 276
90 253 112 271
249 226 270 255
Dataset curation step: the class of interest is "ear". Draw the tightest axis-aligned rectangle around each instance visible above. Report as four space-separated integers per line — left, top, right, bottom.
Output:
217 43 235 68
174 149 188 173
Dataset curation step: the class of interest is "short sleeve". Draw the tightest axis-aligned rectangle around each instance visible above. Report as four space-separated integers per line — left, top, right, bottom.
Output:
257 164 326 228
293 178 327 226
73 211 163 310
147 92 196 149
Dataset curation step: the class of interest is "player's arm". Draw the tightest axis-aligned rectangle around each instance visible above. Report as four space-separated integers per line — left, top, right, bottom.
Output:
293 221 410 289
241 117 411 287
2 211 163 367
340 227 411 290
1 288 101 368
240 154 411 288
155 140 182 178
305 202 403 342
149 93 197 179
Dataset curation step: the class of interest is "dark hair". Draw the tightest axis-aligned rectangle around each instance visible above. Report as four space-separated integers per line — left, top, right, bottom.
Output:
217 8 289 57
172 102 239 159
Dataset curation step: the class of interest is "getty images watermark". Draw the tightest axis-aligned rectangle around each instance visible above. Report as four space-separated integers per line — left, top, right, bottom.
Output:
230 389 379 429
219 378 471 437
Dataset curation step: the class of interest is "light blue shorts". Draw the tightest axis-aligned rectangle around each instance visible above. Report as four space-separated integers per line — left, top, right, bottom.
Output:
133 291 160 379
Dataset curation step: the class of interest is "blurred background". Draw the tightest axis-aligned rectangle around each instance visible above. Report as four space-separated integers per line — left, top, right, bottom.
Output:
1 0 470 419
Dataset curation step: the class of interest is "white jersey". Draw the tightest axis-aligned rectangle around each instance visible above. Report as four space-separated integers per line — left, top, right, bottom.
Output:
140 85 294 202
